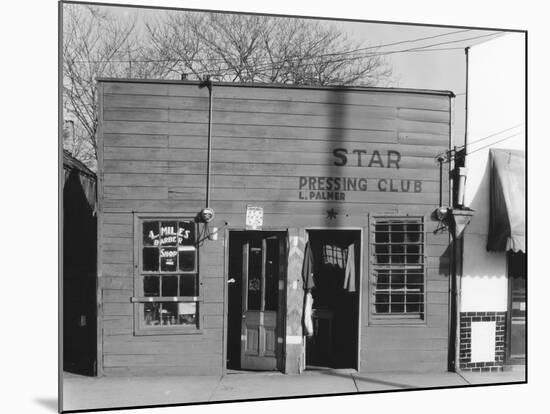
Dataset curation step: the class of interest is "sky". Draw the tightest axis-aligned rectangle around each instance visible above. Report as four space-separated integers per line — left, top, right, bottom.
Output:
63 1 509 149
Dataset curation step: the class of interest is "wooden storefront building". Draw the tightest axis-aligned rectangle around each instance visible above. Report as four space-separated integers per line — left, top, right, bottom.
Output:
95 79 456 376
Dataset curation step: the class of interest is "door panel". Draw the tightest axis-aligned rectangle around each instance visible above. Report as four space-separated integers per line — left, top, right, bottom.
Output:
240 234 285 371
507 252 526 363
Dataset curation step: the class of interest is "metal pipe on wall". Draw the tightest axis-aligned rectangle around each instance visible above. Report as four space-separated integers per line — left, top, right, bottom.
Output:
200 77 214 208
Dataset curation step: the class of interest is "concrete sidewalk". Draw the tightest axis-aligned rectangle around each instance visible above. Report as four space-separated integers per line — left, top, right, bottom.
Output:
62 368 526 412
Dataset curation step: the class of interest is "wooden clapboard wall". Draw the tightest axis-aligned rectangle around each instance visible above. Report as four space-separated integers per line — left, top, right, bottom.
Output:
98 79 453 375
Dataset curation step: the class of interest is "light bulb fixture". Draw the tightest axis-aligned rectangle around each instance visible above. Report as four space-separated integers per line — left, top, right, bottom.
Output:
200 207 215 223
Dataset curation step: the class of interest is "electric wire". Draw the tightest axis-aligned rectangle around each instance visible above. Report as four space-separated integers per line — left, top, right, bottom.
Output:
68 28 473 64
435 123 524 160
68 31 502 71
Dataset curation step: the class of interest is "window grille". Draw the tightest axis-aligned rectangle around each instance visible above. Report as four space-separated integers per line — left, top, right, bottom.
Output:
371 217 425 319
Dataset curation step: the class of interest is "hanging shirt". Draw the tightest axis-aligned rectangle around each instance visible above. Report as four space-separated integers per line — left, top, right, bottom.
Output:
302 241 315 290
343 243 356 292
303 291 314 337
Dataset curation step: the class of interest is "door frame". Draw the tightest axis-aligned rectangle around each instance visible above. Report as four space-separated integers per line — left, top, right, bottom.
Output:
505 251 526 365
304 227 364 372
223 228 288 374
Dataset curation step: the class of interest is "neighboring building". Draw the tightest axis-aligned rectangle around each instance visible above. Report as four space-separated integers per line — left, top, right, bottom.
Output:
458 33 526 372
94 79 457 376
63 150 98 375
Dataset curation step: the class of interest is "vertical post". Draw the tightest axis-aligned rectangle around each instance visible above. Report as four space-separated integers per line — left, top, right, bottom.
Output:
438 156 444 207
464 47 470 159
199 77 214 208
285 229 306 374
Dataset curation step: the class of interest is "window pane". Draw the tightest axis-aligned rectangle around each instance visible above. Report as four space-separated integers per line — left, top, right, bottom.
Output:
375 224 389 243
178 249 196 272
143 221 159 247
144 302 161 326
143 247 159 271
390 273 405 285
375 303 389 313
391 224 404 243
406 293 423 303
178 221 195 246
160 302 177 326
180 274 197 296
177 302 197 326
406 303 421 313
375 244 389 263
160 247 177 271
392 294 405 304
391 303 404 313
247 242 262 311
406 223 421 242
159 221 178 246
407 244 420 263
392 244 405 264
376 270 390 284
143 276 159 296
375 293 389 305
161 275 178 296
408 271 423 284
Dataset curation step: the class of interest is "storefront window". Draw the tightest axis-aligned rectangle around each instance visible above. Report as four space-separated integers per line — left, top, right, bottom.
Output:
134 216 200 334
371 217 425 320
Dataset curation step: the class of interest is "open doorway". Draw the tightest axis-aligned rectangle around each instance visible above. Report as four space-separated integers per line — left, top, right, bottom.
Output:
226 231 287 371
305 230 361 370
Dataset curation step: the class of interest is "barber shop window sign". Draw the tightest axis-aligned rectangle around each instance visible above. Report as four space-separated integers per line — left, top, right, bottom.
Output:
246 205 263 230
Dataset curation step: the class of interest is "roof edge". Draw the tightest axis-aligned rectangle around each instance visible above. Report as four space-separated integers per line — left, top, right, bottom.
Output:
96 77 455 97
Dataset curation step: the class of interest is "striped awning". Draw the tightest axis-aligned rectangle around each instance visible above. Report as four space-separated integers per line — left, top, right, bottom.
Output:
487 149 525 252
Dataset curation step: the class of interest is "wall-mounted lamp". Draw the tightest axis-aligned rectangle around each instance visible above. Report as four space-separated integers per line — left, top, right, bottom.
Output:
456 167 468 207
200 207 215 223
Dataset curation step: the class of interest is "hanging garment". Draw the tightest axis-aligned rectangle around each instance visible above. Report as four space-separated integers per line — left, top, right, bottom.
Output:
302 241 316 290
303 291 314 337
343 243 356 292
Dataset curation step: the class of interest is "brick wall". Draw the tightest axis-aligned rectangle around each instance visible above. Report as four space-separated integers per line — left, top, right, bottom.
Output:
459 311 506 372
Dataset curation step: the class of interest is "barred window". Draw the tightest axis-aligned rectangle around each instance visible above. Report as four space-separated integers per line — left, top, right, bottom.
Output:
371 217 425 319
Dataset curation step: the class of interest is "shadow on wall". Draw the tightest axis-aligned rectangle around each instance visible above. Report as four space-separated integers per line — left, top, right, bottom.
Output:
463 153 508 278
325 88 347 227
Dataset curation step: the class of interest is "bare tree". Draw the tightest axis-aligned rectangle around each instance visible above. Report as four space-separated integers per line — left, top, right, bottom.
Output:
144 12 393 86
63 6 393 168
63 4 144 170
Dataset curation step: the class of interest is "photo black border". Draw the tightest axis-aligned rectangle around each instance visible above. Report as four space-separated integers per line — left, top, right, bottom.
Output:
58 1 528 412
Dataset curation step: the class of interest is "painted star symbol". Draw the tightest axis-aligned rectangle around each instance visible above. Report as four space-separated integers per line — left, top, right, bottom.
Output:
326 208 338 219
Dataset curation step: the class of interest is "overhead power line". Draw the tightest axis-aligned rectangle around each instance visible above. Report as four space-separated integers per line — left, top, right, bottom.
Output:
67 30 501 69
436 124 525 161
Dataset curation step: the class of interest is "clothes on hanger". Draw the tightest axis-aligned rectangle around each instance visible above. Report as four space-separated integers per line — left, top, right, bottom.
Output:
303 291 314 337
302 241 316 290
343 243 356 292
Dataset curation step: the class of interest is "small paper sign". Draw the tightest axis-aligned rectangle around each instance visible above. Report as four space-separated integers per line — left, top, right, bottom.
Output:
246 205 263 230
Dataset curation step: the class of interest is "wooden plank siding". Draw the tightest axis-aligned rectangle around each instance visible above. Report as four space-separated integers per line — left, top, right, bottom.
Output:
98 79 454 375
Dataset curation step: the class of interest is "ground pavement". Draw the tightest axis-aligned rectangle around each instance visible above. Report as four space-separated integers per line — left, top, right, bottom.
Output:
61 367 526 412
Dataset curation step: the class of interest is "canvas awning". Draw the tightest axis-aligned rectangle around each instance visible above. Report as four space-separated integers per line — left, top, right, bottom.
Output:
487 149 525 252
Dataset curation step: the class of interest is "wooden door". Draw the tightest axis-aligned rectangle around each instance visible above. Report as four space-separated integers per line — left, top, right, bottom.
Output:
240 234 285 370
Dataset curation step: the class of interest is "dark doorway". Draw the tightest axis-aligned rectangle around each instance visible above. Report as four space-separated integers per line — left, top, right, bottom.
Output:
63 169 97 376
507 251 526 364
227 231 287 371
305 230 361 370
